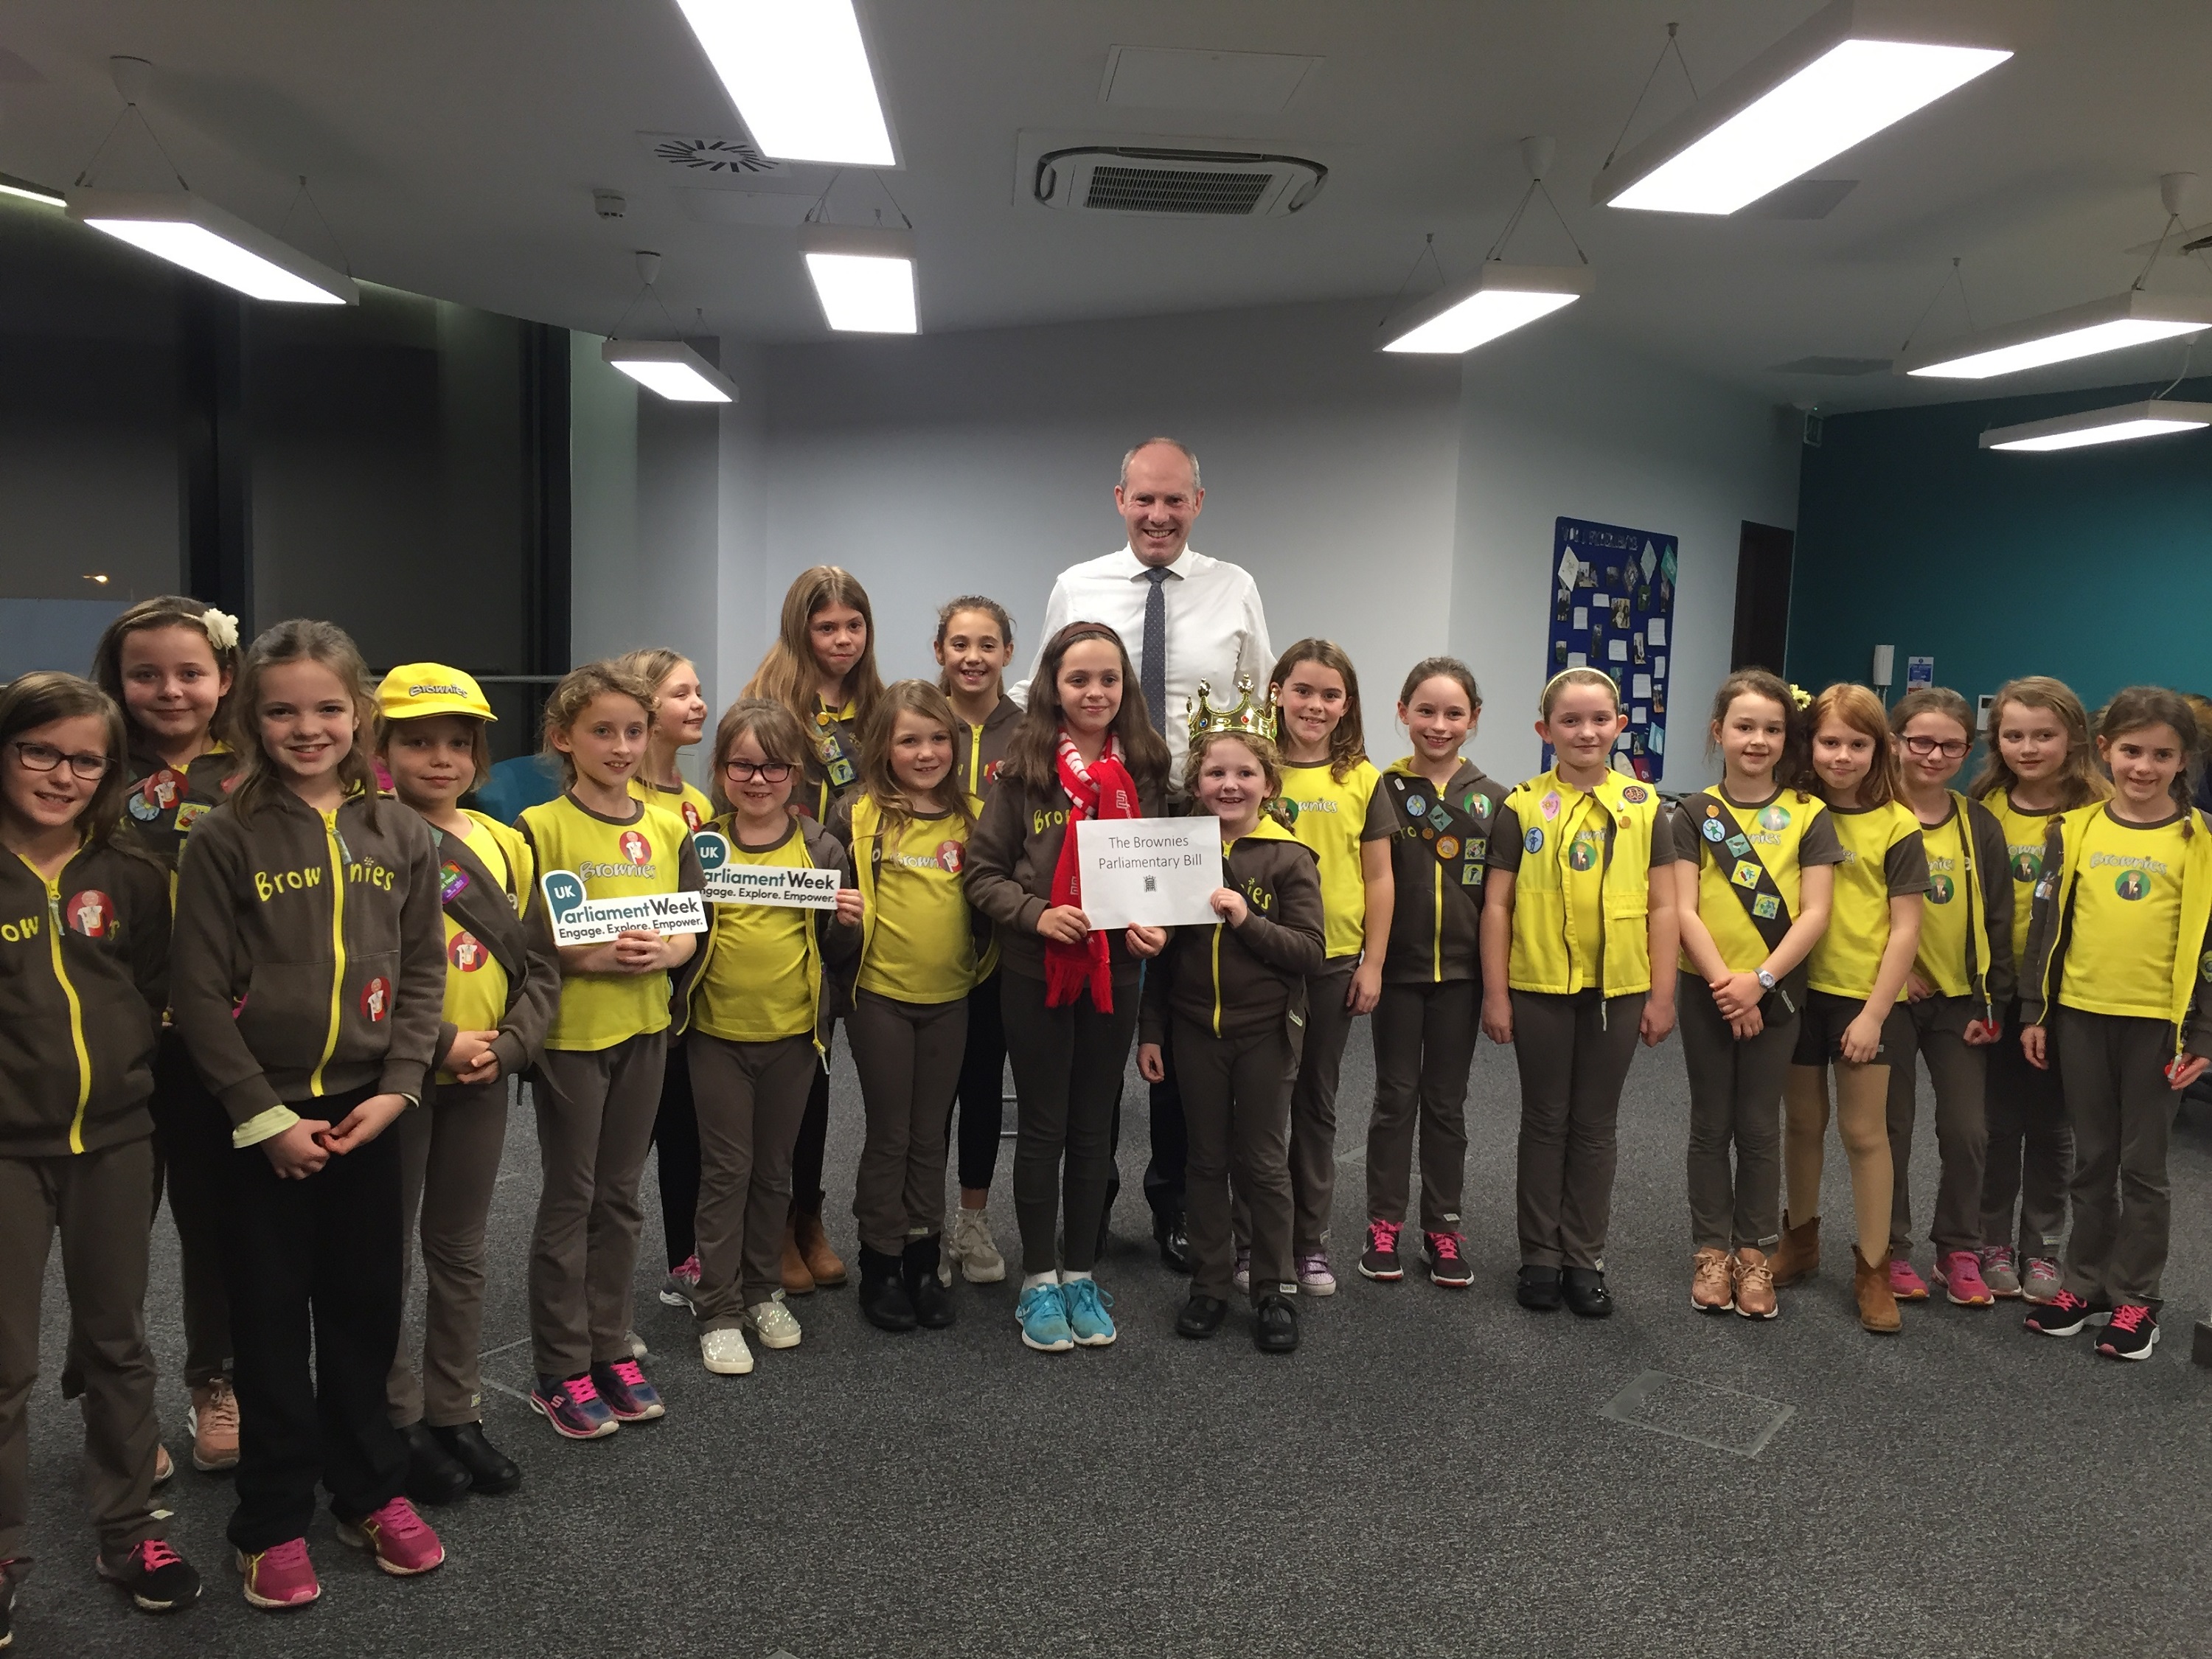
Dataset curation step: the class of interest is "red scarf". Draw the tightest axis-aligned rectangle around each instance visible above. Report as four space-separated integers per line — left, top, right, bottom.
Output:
1045 730 1140 1011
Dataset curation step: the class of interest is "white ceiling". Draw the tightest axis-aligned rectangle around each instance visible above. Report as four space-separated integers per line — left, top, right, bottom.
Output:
4 1 2211 409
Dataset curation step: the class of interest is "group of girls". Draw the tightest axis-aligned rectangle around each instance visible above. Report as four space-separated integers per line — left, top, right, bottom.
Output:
4 566 2207 1636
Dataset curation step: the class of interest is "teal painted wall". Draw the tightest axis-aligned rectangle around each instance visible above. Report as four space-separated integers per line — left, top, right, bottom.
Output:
1789 373 2212 712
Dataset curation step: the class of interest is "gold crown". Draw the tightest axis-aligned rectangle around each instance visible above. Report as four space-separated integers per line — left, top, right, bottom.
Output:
1185 675 1278 745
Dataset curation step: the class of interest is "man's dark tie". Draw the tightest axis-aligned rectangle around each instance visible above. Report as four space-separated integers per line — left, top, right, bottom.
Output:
1141 566 1169 733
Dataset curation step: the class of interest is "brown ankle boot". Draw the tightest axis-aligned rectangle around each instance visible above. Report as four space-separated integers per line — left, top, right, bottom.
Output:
1854 1247 1902 1333
1770 1212 1820 1286
780 1216 816 1295
794 1203 847 1287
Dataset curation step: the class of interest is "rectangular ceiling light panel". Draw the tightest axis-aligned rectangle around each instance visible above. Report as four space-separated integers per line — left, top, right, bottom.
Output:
67 189 357 304
1379 263 1590 355
1980 399 2212 452
1899 291 2212 379
675 0 894 167
1596 0 2008 215
799 223 917 333
602 338 739 402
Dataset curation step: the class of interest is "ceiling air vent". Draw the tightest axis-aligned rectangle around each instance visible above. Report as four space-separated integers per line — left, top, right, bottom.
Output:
1033 146 1325 217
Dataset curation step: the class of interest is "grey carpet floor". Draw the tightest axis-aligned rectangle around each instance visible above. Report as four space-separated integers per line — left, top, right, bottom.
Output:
17 1023 2212 1658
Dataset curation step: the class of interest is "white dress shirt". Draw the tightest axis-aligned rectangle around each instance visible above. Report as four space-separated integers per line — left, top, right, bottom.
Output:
1012 544 1274 778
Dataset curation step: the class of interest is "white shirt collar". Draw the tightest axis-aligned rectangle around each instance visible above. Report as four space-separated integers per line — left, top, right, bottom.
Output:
1114 543 1203 580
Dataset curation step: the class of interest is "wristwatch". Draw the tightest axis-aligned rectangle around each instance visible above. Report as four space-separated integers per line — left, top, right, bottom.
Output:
1755 967 1778 992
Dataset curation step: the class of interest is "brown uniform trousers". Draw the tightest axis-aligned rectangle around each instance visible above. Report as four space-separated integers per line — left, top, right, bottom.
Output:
1981 995 2073 1256
1883 994 1989 1258
2055 1007 2183 1305
1366 980 1479 1231
1510 989 1646 1270
849 990 967 1257
689 1032 818 1323
387 1077 509 1428
1679 971 1797 1251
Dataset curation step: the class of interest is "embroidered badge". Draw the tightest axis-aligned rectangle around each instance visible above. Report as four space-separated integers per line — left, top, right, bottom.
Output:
1436 835 1460 860
1731 861 1762 889
1405 794 1427 817
173 801 210 835
1724 834 1750 857
1461 865 1484 885
439 861 470 902
127 791 162 821
1525 827 1544 853
1701 818 1726 843
1752 894 1780 919
1540 790 1562 820
1427 805 1452 832
1621 785 1649 804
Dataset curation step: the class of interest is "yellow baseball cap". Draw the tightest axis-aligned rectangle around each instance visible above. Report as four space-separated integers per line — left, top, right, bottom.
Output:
376 664 496 723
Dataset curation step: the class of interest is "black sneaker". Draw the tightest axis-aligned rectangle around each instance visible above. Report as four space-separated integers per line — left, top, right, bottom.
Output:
1357 1218 1404 1281
1562 1267 1613 1318
1424 1229 1474 1289
1176 1293 1228 1339
1517 1265 1563 1311
95 1538 202 1613
400 1422 473 1506
2096 1304 2159 1360
1253 1292 1299 1354
2023 1288 2095 1338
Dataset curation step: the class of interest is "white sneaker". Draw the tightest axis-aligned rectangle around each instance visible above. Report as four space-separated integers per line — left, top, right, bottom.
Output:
700 1326 754 1375
743 1295 803 1349
625 1330 649 1361
948 1208 1006 1284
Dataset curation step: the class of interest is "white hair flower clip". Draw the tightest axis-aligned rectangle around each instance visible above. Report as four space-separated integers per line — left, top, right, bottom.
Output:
200 608 241 653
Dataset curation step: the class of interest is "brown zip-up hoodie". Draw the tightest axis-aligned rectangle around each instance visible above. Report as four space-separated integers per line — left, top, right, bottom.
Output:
964 771 1168 982
117 740 240 877
0 837 169 1157
1380 757 1503 985
171 786 445 1141
428 813 560 1078
1138 823 1324 1046
953 695 1021 801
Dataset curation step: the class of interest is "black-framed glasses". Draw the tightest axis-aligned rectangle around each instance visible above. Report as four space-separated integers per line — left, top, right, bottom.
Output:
11 741 111 781
1901 735 1969 759
723 759 795 783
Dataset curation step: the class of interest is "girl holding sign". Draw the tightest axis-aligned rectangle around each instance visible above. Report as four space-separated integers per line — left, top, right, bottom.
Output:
966 622 1169 1354
1671 669 1840 1321
372 666 557 1503
1481 668 1679 1318
744 568 886 1294
515 664 703 1440
1138 724 1325 1352
1360 658 1502 1291
833 681 984 1333
684 700 860 1374
170 621 448 1607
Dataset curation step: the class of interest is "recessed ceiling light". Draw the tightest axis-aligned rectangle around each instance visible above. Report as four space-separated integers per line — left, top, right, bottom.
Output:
1377 262 1589 355
85 573 111 585
1594 0 2009 216
1980 399 2212 452
67 189 357 304
601 338 738 403
673 0 895 167
799 223 917 333
1898 290 2212 379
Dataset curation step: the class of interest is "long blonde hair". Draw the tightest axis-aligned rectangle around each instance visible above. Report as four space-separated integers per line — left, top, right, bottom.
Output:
859 680 976 844
538 661 655 790
1803 682 1902 807
1269 638 1368 784
226 619 382 827
743 566 886 732
1969 675 2109 809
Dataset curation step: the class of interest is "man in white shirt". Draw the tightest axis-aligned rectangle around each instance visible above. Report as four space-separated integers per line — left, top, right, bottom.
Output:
1015 437 1276 1273
1013 438 1274 781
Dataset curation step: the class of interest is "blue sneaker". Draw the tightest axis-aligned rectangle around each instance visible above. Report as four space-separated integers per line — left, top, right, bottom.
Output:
1017 1283 1074 1352
1062 1278 1117 1347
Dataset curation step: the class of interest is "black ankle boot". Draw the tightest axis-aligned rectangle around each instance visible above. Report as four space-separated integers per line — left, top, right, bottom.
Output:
400 1421 473 1506
858 1246 919 1332
430 1421 522 1495
902 1237 958 1328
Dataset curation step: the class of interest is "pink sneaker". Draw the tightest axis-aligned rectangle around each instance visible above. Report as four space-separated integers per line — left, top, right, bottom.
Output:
1933 1249 1994 1307
336 1497 445 1576
236 1537 320 1610
1888 1257 1930 1301
2020 1256 2063 1304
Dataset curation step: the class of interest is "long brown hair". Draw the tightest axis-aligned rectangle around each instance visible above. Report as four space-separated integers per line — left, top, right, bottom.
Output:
860 680 976 844
1398 656 1480 711
706 698 811 817
226 619 382 827
999 622 1171 796
743 566 885 733
1706 666 1811 796
933 595 1014 700
89 594 240 750
2100 686 2202 815
0 672 131 849
1969 675 2109 809
1804 682 1901 807
1269 638 1367 784
538 661 655 790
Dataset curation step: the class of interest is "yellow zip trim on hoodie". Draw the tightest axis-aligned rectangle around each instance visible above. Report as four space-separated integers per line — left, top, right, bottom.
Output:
1432 863 1444 983
309 810 347 1096
970 724 983 795
1211 926 1223 1036
30 869 93 1154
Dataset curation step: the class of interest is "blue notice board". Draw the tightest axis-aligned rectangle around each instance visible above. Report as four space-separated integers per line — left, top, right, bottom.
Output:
1545 516 1677 782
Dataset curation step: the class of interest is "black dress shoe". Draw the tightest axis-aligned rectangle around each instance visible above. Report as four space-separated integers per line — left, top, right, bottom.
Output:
1253 1292 1299 1354
1175 1293 1228 1338
1517 1265 1564 1312
858 1246 919 1332
902 1237 957 1329
401 1421 473 1506
1155 1214 1193 1274
1562 1266 1613 1318
430 1421 521 1495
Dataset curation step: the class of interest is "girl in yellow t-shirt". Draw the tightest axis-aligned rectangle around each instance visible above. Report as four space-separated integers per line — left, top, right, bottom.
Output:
1245 639 1394 1295
2019 688 2212 1360
684 700 860 1376
1967 675 2107 1304
834 681 984 1334
1778 684 1926 1334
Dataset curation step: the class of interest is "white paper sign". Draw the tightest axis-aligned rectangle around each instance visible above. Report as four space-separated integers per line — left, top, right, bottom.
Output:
693 830 840 909
1632 673 1653 699
1557 549 1579 590
1075 817 1221 929
1633 705 1649 724
1655 654 1667 678
1647 619 1667 647
1571 606 1587 630
1607 639 1628 662
1566 652 1587 669
1641 542 1658 580
539 872 709 947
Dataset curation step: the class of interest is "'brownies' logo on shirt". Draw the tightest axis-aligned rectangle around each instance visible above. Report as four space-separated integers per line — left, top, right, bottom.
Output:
681 801 703 833
66 891 114 937
361 977 391 1022
449 931 487 973
621 830 651 866
936 840 964 874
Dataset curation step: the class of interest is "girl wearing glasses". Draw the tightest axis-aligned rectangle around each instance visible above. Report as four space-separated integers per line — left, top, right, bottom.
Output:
682 700 860 1377
0 672 204 1620
1883 688 2013 1307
